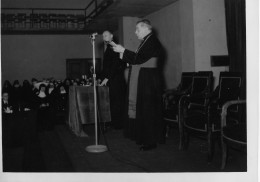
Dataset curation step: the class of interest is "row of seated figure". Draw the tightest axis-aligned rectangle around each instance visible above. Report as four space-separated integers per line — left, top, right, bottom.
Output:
163 71 246 170
1 77 87 148
2 78 73 113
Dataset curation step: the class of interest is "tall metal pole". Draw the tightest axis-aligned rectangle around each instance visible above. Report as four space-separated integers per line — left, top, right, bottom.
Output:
86 33 107 153
92 37 98 145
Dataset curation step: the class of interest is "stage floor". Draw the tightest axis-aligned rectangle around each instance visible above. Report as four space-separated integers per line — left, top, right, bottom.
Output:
55 124 246 172
3 123 246 172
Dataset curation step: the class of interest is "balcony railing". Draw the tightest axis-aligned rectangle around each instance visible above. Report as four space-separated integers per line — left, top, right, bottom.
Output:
1 0 114 34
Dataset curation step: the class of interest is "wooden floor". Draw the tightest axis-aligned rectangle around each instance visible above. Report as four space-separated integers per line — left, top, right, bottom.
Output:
2 123 247 173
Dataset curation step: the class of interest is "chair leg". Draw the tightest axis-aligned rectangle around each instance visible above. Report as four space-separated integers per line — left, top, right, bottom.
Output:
178 115 184 150
221 141 227 170
178 129 183 150
178 122 183 150
165 125 170 138
207 131 213 163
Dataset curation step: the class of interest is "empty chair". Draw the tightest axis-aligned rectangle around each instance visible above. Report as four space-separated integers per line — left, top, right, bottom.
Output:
163 72 195 138
179 71 214 152
207 72 242 161
220 100 246 169
181 71 242 162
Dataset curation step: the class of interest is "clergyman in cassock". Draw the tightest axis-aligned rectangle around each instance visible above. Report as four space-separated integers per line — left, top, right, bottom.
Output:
112 19 165 151
100 30 126 129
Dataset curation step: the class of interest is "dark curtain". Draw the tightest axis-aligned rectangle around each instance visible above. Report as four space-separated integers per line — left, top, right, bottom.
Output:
224 0 246 99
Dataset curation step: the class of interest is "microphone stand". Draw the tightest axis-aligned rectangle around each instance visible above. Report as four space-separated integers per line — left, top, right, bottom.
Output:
86 33 108 153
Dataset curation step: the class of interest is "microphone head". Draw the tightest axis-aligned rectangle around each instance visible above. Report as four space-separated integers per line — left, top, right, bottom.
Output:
89 32 98 38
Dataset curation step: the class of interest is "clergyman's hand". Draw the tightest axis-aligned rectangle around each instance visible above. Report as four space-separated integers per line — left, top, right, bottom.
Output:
112 44 125 53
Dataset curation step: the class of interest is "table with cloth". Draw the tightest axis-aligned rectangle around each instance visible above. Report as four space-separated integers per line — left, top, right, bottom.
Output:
68 86 111 137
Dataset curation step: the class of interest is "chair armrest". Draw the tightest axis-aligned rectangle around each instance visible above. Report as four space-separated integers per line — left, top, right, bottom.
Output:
163 86 191 97
187 92 210 99
221 100 246 127
163 88 178 97
183 93 211 105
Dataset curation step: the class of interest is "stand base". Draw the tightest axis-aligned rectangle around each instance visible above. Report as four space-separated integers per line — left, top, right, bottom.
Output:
85 145 108 153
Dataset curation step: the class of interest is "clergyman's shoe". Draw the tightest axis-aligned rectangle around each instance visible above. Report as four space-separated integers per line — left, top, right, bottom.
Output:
139 144 157 151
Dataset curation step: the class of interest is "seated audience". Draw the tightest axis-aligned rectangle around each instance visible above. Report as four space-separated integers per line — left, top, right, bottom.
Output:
2 91 15 147
47 81 57 109
54 84 68 124
72 80 79 86
2 80 13 96
64 78 72 92
2 91 13 114
36 84 52 131
55 84 68 112
21 79 33 107
11 80 22 112
79 78 87 86
31 78 39 99
47 81 56 96
75 78 80 84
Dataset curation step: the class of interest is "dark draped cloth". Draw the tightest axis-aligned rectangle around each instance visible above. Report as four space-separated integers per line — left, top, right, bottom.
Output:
122 33 165 145
135 68 163 145
101 43 126 129
225 0 246 99
68 86 111 136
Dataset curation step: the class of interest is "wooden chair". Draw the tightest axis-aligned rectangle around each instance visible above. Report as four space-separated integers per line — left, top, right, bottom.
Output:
220 100 246 169
163 72 195 140
181 72 242 162
179 71 213 150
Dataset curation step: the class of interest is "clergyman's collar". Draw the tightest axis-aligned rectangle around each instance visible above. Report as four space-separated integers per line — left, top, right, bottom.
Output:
142 32 152 41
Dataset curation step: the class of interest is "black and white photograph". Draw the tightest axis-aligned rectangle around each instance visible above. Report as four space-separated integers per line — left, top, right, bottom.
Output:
0 0 258 182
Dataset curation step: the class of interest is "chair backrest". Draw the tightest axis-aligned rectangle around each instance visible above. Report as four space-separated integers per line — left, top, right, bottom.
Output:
217 72 242 109
187 71 213 106
191 71 213 95
179 72 195 92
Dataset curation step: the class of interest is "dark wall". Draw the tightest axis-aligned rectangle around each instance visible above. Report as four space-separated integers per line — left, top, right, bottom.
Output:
1 34 103 83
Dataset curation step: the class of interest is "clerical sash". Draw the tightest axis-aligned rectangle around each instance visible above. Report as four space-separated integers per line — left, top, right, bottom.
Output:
128 57 158 118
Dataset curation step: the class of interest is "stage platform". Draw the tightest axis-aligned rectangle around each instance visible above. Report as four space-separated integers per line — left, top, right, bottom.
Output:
3 123 246 172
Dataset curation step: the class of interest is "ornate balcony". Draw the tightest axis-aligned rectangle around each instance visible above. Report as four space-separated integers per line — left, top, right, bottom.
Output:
1 0 114 34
